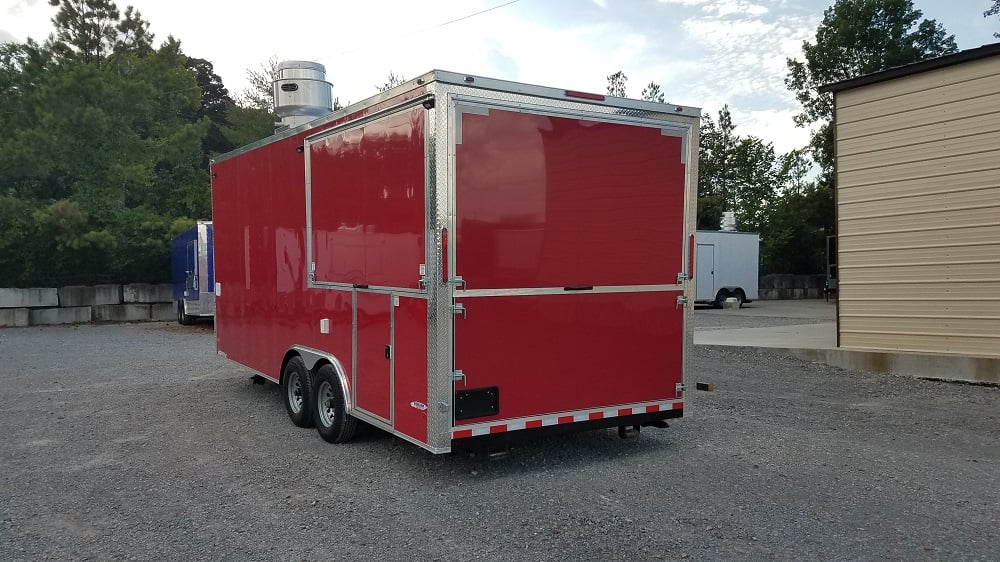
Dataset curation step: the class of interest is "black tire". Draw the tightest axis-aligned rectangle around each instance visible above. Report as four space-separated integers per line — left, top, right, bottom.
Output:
176 301 193 325
313 364 358 444
282 356 314 428
733 289 746 308
713 289 730 309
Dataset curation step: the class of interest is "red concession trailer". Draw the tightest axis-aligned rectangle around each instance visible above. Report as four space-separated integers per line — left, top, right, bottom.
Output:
211 70 700 453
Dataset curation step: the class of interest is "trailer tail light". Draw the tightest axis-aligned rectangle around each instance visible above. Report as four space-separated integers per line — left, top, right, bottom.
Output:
565 90 605 101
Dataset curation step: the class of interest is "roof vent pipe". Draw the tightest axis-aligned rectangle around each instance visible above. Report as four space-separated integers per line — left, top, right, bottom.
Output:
720 211 737 232
273 60 333 132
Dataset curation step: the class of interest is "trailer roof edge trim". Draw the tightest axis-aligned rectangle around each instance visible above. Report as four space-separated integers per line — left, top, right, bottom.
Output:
212 69 701 164
819 41 1000 94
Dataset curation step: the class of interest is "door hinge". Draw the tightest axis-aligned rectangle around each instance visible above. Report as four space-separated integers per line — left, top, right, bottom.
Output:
450 303 467 319
451 370 466 384
677 272 689 283
676 382 685 395
676 295 689 309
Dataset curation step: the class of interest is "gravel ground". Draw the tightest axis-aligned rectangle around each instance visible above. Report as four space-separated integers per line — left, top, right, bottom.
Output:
1 321 997 561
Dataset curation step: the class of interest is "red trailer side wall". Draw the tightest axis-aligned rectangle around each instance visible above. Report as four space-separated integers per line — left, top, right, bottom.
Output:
212 90 430 442
213 132 355 380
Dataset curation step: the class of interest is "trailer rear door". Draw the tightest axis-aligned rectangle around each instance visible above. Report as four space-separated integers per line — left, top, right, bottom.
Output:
452 104 689 424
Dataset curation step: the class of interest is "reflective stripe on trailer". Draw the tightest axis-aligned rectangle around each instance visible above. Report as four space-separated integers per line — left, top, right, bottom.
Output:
451 399 683 439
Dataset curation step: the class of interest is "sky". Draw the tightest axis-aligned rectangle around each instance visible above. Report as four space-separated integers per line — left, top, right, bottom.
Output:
2 0 997 155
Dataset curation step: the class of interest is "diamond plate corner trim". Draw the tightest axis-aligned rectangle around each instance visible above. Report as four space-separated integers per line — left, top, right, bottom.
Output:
425 82 455 452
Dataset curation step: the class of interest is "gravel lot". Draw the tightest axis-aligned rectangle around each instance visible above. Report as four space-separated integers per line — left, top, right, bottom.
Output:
1 315 997 561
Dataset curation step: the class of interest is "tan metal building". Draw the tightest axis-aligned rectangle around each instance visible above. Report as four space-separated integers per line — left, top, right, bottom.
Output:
823 43 1000 359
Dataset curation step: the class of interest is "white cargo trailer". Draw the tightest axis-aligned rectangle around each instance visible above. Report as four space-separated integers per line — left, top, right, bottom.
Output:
694 230 760 308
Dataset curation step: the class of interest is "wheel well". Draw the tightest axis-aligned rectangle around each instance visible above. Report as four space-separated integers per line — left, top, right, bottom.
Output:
279 350 301 385
280 349 336 385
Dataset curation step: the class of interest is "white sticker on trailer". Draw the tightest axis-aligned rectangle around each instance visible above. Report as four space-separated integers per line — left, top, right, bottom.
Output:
214 283 221 297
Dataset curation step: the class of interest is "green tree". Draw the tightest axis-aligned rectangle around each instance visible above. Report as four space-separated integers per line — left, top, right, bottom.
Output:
0 0 223 285
222 103 274 148
376 70 406 92
987 1 1000 38
785 0 958 175
697 106 801 233
46 0 121 64
238 55 279 111
640 81 665 103
187 57 234 159
606 70 627 97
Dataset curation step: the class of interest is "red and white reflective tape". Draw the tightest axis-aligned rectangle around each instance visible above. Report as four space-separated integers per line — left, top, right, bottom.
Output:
451 399 683 439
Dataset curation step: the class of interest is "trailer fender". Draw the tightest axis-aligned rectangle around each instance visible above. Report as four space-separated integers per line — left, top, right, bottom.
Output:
289 345 353 415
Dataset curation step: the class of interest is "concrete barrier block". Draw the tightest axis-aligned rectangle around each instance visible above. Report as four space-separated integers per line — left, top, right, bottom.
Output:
58 285 122 307
29 306 92 325
150 303 175 321
0 288 59 308
93 304 152 322
123 283 173 304
0 308 30 327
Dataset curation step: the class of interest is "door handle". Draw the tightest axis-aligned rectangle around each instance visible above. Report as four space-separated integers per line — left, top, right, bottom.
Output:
384 345 391 360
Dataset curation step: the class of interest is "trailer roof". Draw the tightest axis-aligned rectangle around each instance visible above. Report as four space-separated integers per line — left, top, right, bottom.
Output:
213 69 701 164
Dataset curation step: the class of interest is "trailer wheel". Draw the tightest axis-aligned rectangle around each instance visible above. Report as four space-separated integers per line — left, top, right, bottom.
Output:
713 289 730 309
732 289 746 308
176 301 193 325
282 356 314 428
313 364 358 444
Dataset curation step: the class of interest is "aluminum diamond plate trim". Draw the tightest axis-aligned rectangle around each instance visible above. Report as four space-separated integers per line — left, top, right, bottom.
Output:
425 82 455 452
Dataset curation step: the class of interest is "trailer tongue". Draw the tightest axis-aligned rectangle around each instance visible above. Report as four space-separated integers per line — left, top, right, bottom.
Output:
211 69 699 454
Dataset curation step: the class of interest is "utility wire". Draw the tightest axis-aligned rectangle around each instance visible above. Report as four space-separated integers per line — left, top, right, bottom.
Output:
314 0 522 59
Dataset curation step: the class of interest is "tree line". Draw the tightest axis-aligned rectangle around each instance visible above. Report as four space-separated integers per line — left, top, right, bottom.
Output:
0 0 990 286
0 0 274 286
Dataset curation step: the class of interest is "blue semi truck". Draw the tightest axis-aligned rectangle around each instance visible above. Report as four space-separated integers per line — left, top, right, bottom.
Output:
170 220 215 325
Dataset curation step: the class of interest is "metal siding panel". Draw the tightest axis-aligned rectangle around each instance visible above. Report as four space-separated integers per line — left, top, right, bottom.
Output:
838 131 1000 173
839 169 1000 204
836 57 1000 109
839 262 1000 283
840 185 1000 219
840 205 1000 234
840 316 999 337
839 332 1000 357
838 92 1000 141
839 223 998 251
840 299 1000 318
839 151 997 189
840 243 1000 267
838 112 1000 155
838 74 999 124
839 281 1000 300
